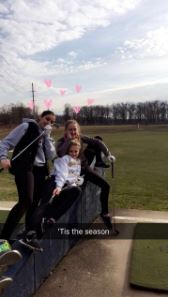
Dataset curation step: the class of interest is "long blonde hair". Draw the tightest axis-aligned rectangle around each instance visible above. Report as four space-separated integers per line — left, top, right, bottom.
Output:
64 119 81 140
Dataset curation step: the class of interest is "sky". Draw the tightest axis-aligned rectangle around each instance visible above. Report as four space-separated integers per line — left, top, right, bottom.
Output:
0 0 168 114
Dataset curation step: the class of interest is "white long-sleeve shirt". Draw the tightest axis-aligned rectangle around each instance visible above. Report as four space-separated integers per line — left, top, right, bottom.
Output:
52 155 81 189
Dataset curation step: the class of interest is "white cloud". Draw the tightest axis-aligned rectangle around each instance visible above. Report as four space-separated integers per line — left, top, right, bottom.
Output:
117 27 168 59
0 0 167 111
95 0 141 13
0 0 140 56
50 57 107 74
0 0 141 98
68 51 78 59
87 81 168 107
0 3 9 13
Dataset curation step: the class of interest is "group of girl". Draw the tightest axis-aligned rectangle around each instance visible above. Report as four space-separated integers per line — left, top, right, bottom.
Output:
0 110 115 251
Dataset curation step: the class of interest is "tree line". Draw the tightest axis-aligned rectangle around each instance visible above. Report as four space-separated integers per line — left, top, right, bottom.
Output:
0 100 167 126
61 100 168 125
0 104 36 126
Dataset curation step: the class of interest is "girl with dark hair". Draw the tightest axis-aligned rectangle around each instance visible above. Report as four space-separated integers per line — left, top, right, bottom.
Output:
0 110 56 239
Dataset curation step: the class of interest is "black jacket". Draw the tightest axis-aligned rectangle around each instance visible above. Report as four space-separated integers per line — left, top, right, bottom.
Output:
10 122 40 174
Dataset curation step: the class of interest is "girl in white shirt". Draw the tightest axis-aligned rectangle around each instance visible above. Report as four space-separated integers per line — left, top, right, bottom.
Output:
19 140 82 251
52 140 83 197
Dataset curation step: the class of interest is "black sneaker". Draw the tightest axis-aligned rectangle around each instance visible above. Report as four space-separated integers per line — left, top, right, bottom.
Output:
95 161 110 168
19 231 43 252
100 213 113 230
17 229 27 239
41 217 56 233
0 276 13 291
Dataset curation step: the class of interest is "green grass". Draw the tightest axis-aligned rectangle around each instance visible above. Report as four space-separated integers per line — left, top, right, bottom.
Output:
129 223 168 291
0 210 9 223
104 130 168 210
0 124 167 211
0 210 24 225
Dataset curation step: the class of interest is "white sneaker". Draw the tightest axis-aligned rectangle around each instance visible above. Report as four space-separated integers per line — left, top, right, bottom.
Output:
0 276 13 291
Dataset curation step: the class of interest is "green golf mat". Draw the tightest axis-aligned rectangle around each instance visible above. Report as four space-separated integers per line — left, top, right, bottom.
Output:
129 223 168 291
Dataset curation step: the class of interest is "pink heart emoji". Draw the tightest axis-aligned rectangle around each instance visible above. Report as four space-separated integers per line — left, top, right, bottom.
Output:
87 98 95 106
44 99 53 109
28 100 34 110
44 79 52 88
75 84 82 93
73 106 81 114
60 89 66 96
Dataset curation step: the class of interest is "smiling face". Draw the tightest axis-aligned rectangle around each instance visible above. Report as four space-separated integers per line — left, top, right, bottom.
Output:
65 123 79 139
68 144 80 159
38 114 56 129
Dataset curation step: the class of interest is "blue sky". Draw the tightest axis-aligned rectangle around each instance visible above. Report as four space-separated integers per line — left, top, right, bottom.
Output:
0 0 167 113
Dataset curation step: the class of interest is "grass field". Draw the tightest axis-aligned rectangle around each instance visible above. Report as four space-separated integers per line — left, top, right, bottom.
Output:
0 124 167 211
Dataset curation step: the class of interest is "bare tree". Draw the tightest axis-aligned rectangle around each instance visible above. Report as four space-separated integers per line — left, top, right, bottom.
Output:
0 104 35 126
127 103 136 123
63 104 73 122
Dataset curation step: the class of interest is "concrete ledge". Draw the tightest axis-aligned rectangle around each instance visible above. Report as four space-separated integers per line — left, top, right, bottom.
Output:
2 181 101 297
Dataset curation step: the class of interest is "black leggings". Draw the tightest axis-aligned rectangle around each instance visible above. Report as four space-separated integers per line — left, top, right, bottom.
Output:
84 144 103 165
83 166 110 214
0 166 47 239
26 177 82 237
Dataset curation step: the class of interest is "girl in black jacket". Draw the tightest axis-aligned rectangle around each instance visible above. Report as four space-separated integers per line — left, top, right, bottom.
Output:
0 110 56 239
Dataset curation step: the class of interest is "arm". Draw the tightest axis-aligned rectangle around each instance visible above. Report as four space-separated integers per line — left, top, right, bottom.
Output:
81 135 111 157
52 156 69 193
43 125 56 160
44 135 56 160
0 123 29 169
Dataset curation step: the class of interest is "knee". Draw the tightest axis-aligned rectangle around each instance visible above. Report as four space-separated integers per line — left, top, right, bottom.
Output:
71 186 82 198
94 135 103 141
75 186 82 196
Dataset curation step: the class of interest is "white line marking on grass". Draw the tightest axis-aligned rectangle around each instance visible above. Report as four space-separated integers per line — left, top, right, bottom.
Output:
113 216 168 223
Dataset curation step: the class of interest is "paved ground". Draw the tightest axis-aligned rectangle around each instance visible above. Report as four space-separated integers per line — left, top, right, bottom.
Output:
0 201 17 210
30 208 167 297
0 202 167 297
